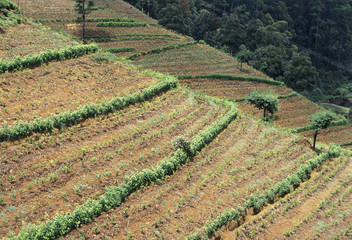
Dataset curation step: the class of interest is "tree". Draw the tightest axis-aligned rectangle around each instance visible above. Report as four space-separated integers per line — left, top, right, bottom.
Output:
282 51 317 91
308 111 335 150
220 14 246 54
75 0 94 44
158 0 192 35
250 45 286 79
245 90 279 119
236 45 254 70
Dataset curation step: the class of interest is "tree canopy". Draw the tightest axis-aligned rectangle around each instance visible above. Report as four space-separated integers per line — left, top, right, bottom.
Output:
309 111 336 131
245 90 279 118
308 110 336 150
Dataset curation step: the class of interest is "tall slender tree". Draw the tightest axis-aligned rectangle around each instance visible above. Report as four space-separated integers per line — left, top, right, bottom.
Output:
75 0 94 44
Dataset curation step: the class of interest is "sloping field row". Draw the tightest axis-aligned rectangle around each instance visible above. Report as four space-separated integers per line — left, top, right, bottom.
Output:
301 124 352 147
133 44 269 79
0 88 229 238
178 77 325 129
236 96 324 129
63 115 316 239
17 0 75 20
0 22 78 61
231 150 352 240
180 78 293 99
93 0 157 23
40 23 171 39
97 39 183 57
0 55 159 124
18 0 154 23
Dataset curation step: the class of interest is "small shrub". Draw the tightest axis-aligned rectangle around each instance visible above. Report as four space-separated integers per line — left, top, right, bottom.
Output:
289 174 301 187
276 179 292 197
90 52 117 62
245 90 279 119
173 136 191 153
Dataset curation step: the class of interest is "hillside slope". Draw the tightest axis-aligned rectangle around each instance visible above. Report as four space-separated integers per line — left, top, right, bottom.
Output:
17 0 352 148
0 1 351 240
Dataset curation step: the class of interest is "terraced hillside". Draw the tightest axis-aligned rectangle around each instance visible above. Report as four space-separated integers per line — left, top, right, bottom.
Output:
0 55 160 124
0 1 78 60
65 115 317 239
1 0 352 240
0 84 234 237
17 0 351 148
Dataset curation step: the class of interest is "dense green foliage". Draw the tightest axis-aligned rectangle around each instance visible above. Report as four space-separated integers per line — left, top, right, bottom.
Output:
245 90 279 117
9 96 238 240
309 110 336 149
125 0 352 99
90 52 119 62
0 43 98 73
0 74 178 142
309 111 336 131
0 0 18 11
104 47 136 53
97 21 147 27
0 0 23 27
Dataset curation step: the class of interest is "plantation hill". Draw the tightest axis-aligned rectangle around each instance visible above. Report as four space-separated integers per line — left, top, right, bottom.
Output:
17 0 352 149
0 0 351 240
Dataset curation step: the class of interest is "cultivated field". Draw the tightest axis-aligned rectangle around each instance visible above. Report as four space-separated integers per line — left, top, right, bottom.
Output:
236 95 324 129
62 115 316 239
232 151 352 240
133 44 269 78
1 0 351 239
180 78 293 99
0 54 159 124
301 124 352 146
0 87 230 238
0 20 77 61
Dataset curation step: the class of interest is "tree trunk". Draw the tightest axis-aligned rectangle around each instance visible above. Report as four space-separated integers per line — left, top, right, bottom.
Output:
313 130 318 150
82 0 86 44
263 108 267 118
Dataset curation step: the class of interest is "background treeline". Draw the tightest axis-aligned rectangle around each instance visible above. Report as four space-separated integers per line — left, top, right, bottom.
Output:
125 0 352 103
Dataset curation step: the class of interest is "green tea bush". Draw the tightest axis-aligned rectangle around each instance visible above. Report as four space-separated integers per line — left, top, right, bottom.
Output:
104 47 135 53
90 52 118 62
0 0 17 10
0 0 23 27
204 208 245 236
173 136 191 153
275 179 292 197
0 44 98 73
